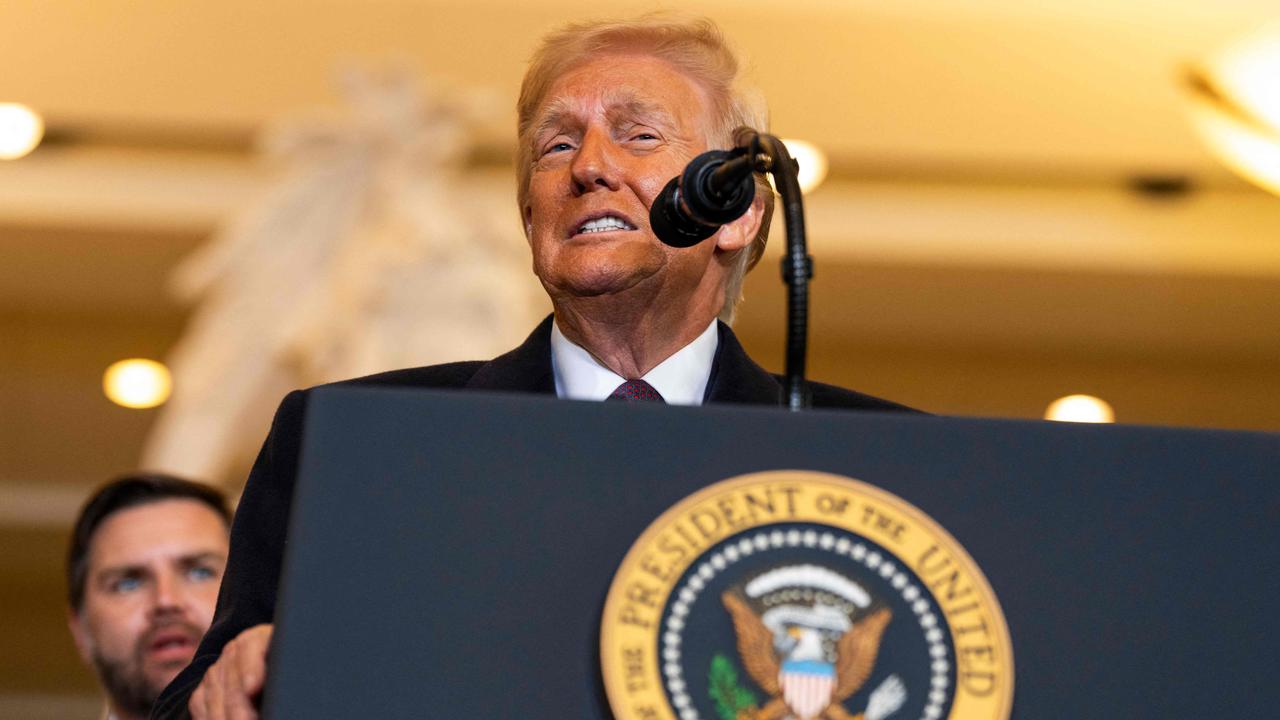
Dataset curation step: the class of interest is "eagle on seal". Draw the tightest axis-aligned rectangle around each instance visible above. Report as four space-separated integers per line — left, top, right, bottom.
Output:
722 591 892 720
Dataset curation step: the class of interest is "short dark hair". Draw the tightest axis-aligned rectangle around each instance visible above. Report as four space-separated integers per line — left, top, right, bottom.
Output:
66 473 232 612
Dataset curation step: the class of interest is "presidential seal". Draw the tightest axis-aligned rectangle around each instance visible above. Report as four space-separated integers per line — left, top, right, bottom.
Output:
600 471 1013 720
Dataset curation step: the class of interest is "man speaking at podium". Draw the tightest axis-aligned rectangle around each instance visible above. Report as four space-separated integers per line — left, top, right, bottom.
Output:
155 15 910 720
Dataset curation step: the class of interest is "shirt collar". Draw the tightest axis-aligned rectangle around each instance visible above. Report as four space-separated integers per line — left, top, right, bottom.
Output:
550 318 719 405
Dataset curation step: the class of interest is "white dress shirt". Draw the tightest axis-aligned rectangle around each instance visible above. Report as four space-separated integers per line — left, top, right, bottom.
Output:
550 319 719 405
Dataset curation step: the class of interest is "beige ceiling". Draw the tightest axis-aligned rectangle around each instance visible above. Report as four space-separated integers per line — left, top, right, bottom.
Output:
1 0 1275 172
3 0 1279 281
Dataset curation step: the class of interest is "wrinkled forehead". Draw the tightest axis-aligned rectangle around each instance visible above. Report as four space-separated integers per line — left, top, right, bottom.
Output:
531 54 716 139
534 88 676 134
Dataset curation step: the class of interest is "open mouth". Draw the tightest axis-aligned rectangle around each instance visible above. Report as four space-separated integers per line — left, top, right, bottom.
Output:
144 628 198 661
572 213 638 237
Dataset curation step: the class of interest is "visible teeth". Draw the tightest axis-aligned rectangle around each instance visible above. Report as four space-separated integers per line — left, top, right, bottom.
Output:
578 216 632 234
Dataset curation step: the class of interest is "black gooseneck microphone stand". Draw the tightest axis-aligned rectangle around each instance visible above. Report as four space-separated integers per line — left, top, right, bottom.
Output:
739 130 812 411
651 127 813 410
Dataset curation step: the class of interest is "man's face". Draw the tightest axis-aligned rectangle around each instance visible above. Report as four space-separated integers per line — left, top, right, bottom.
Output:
523 53 756 309
68 499 228 718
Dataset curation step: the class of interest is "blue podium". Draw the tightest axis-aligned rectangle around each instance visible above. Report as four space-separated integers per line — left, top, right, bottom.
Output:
263 388 1278 719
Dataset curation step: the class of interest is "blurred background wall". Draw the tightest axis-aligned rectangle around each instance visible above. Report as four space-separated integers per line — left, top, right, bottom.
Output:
2 1 1278 714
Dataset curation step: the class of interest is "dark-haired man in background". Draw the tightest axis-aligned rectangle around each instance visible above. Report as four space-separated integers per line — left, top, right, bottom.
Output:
67 474 231 720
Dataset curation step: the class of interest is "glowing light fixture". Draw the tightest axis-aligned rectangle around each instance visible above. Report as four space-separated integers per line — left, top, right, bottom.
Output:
0 103 44 160
1045 394 1115 424
780 138 829 194
103 358 172 409
1184 22 1280 197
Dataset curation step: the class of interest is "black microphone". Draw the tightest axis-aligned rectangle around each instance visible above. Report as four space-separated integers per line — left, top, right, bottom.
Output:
650 147 757 248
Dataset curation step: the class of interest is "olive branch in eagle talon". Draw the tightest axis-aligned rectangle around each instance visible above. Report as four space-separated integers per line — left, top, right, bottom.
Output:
721 591 893 720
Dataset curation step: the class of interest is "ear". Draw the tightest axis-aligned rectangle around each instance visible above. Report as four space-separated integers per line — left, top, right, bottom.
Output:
521 205 535 243
714 191 765 254
67 608 93 663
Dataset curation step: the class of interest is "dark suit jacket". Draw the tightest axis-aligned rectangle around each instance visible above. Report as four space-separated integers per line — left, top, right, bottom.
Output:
152 316 913 718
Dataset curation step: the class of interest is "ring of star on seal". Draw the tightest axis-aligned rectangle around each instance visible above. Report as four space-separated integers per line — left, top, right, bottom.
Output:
600 470 1014 720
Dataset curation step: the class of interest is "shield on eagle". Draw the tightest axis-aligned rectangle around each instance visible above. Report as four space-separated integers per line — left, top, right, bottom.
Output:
722 564 895 720
779 659 837 719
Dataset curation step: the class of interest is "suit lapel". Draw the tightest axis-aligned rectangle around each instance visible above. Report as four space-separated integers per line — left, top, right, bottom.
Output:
704 322 783 406
464 315 557 394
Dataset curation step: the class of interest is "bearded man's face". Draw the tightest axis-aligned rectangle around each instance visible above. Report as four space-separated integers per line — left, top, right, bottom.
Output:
69 500 228 717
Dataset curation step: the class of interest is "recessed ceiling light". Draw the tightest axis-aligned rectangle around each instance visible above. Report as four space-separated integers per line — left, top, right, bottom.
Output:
1045 394 1115 424
103 359 172 409
1184 23 1280 197
780 138 829 194
0 103 44 160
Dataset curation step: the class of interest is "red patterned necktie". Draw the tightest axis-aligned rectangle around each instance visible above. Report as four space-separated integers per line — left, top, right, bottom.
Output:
607 378 666 403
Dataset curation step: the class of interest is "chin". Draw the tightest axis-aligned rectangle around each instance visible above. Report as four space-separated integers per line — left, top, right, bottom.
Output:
540 250 662 298
145 668 183 698
557 269 645 298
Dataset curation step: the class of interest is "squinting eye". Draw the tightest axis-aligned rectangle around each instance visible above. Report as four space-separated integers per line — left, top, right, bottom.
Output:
544 142 573 155
187 565 217 581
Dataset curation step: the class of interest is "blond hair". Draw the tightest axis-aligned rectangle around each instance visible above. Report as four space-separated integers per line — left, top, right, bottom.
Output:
516 15 774 323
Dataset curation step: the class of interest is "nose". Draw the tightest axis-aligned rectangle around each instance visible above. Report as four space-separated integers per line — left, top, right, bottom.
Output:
149 571 186 616
570 128 621 195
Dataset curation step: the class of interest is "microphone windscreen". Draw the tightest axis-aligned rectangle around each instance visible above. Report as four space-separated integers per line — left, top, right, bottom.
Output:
650 176 719 248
